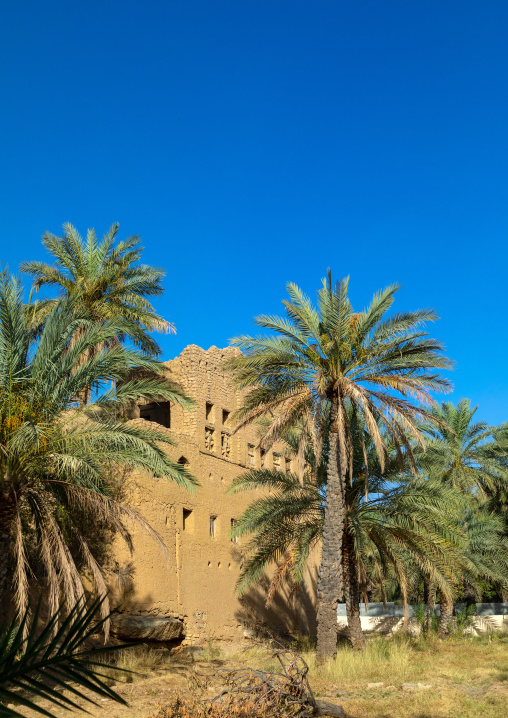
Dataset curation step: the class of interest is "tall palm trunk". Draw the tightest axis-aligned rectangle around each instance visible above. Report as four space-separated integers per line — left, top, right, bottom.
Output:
316 396 346 663
438 593 454 636
343 524 364 649
0 488 16 608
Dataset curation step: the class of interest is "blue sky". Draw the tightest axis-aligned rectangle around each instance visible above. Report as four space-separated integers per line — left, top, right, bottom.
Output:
1 1 507 424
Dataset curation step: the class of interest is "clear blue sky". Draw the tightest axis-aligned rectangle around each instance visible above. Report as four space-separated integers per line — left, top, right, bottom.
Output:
1 2 507 424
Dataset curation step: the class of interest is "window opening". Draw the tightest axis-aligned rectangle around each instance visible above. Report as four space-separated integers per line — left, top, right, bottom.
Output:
222 409 230 426
210 515 217 538
285 457 292 474
177 456 189 466
273 453 281 471
260 449 266 468
205 402 214 422
231 518 238 543
183 508 193 532
247 444 255 466
139 402 171 428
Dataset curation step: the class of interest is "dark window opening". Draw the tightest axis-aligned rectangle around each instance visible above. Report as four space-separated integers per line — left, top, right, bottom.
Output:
139 402 171 428
178 456 189 466
206 402 214 422
222 409 230 426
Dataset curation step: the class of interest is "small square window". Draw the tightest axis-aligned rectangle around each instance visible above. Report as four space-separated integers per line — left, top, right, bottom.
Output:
206 402 214 422
210 515 217 538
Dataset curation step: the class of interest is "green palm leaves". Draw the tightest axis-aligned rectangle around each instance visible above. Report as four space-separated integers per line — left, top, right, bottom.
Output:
0 598 128 718
416 399 508 495
21 223 173 357
228 272 452 659
0 270 196 628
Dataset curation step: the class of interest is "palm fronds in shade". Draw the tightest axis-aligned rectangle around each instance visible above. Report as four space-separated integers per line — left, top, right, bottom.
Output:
0 271 197 632
415 398 508 496
412 400 508 633
227 271 452 660
0 597 129 718
21 222 174 358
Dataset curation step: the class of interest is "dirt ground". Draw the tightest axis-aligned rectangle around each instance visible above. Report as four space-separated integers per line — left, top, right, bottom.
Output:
7 634 508 718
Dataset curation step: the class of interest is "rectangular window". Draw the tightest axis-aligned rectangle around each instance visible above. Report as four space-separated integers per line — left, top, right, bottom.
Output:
273 453 281 471
222 409 230 426
231 518 238 543
183 508 193 532
260 449 266 468
205 402 214 422
140 402 171 428
247 444 255 466
210 515 217 538
285 457 292 474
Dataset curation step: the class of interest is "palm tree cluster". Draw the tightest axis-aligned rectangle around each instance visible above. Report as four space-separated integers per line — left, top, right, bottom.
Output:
0 224 198 643
227 274 508 658
1 223 507 695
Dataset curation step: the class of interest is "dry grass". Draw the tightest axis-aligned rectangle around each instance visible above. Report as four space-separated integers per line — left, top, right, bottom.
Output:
100 645 175 682
301 632 508 717
10 633 508 717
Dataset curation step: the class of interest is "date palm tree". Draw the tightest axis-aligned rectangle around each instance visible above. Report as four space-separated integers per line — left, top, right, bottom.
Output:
0 271 197 635
21 222 174 362
229 423 463 649
228 272 452 660
415 400 508 633
430 508 508 636
416 399 508 496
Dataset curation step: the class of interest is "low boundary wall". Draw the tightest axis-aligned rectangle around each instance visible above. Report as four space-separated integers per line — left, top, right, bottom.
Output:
336 602 508 635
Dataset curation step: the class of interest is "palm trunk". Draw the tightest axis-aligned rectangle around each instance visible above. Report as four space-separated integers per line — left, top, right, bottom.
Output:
0 489 16 608
438 593 454 637
343 526 364 649
316 397 346 663
423 577 436 634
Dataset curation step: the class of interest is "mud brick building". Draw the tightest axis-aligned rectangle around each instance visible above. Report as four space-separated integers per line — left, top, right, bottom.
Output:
112 345 318 643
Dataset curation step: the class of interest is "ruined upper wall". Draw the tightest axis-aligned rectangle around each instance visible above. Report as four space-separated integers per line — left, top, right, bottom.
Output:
161 345 292 473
